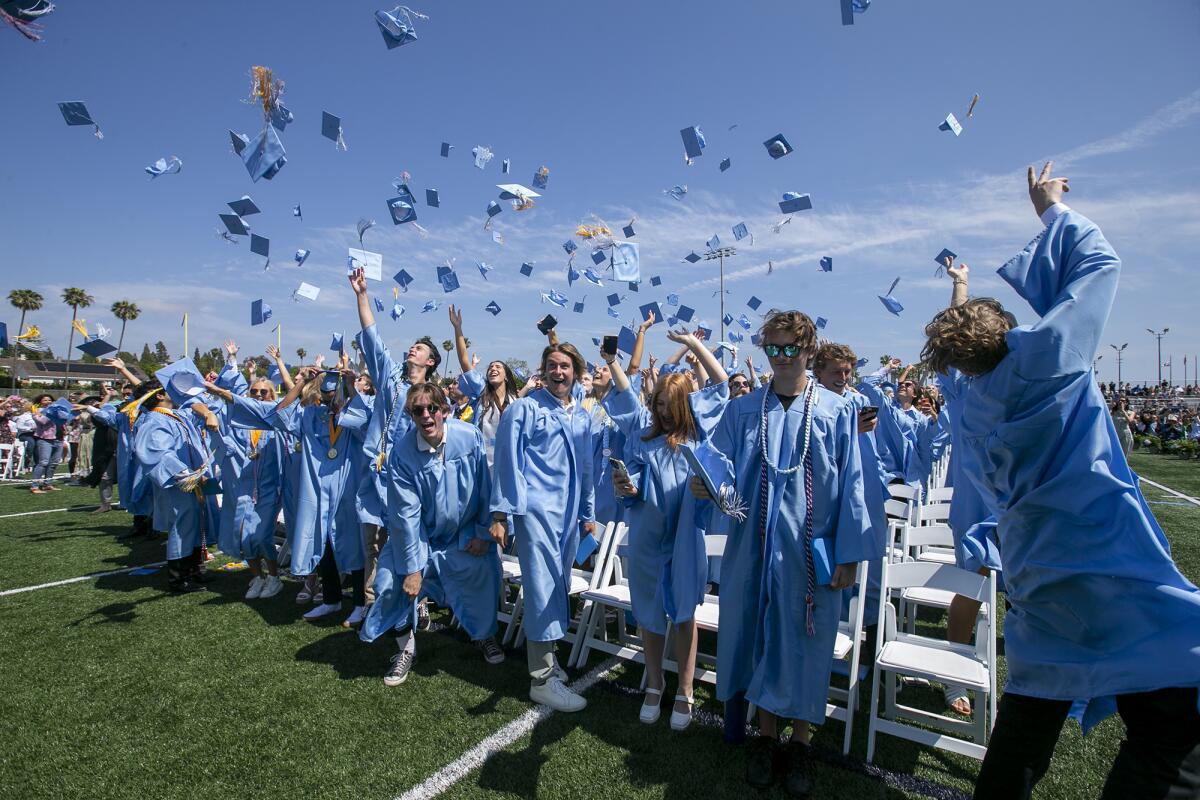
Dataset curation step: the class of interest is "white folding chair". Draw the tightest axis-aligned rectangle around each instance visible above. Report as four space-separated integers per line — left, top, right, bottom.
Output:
925 486 954 504
0 442 21 479
912 503 956 567
825 561 868 755
896 523 959 630
497 553 523 642
866 560 997 762
571 522 643 668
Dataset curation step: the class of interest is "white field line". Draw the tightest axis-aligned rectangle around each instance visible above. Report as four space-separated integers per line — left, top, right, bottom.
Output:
395 656 623 800
1140 477 1200 508
0 562 164 597
0 505 103 519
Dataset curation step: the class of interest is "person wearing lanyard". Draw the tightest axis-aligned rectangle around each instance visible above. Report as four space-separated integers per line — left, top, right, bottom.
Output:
692 310 871 796
133 379 223 594
361 382 504 686
605 328 731 732
446 304 518 472
211 366 364 625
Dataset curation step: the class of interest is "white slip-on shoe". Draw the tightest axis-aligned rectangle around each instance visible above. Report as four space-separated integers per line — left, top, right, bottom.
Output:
529 677 587 713
640 686 664 724
244 576 266 600
258 575 284 599
342 605 367 628
669 694 694 732
303 602 342 621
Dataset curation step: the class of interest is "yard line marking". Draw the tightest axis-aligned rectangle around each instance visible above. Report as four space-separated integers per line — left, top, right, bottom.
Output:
1139 477 1200 508
395 656 624 800
0 562 165 597
0 505 104 519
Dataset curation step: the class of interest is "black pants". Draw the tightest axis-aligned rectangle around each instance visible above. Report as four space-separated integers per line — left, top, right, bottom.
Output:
67 442 79 474
974 687 1200 800
316 547 365 607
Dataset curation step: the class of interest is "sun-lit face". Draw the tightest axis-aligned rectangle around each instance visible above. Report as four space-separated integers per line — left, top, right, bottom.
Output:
447 384 465 404
579 372 593 393
407 342 435 373
653 390 674 425
762 331 809 380
248 380 276 401
409 397 447 446
727 374 751 398
543 352 576 400
486 361 506 386
592 364 611 393
354 374 375 396
813 360 853 395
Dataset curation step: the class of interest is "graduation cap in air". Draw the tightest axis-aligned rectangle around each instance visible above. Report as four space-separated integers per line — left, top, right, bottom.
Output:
348 249 383 280
388 186 418 225
42 398 76 424
426 188 440 208
819 256 832 273
477 261 493 280
486 201 502 218
251 299 272 326
573 297 586 313
250 234 270 260
779 192 812 213
321 111 347 150
542 291 568 309
393 269 413 292
330 332 344 352
472 145 494 169
58 101 103 139
728 331 744 343
532 166 550 190
722 313 734 328
77 337 117 358
502 158 511 174
938 113 963 137
934 248 957 275
719 157 731 172
294 249 310 266
623 222 636 238
242 126 287 182
536 314 558 335
696 322 713 340
219 213 250 237
375 5 424 49
680 125 706 160
841 0 870 25
737 314 752 331
815 317 828 330
666 293 680 307
617 326 637 355
155 358 208 408
856 357 869 369
229 130 249 155
520 262 534 277
497 184 540 203
437 265 460 293
422 300 441 313
606 293 621 307
627 282 639 293
563 240 577 255
612 242 640 282
665 184 688 201
607 307 621 320
295 282 320 301
228 196 260 216
391 302 405 320
440 142 452 157
732 222 750 241
374 297 385 313
747 296 762 311
650 276 662 287
486 301 502 316
270 101 294 132
878 277 903 315
292 204 302 220
676 305 696 323
590 249 607 266
567 265 580 285
145 156 182 178
707 235 721 250
639 302 663 325
583 269 604 287
684 251 701 264
763 133 793 159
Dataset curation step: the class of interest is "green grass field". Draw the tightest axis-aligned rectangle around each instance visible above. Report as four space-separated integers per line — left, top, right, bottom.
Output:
0 454 1196 800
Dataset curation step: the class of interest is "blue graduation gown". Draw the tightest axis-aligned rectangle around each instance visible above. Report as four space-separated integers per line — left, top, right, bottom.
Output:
856 369 913 483
839 390 892 624
490 388 596 642
92 403 153 516
356 323 415 529
361 421 500 642
709 385 872 723
338 392 380 528
606 382 729 634
231 396 362 575
213 413 283 562
133 408 221 560
954 209 1200 712
935 374 998 571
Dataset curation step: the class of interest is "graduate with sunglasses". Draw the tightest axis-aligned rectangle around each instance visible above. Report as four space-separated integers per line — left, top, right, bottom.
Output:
692 311 871 796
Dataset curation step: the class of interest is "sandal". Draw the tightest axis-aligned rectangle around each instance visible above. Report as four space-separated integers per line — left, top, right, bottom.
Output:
943 683 972 716
639 686 663 724
670 693 694 731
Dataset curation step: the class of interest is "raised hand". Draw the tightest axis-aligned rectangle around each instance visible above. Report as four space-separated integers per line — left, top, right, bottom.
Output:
296 366 320 384
471 353 481 368
223 339 238 357
666 327 695 345
265 344 281 360
448 304 463 330
639 309 656 333
947 261 969 282
312 354 326 369
105 356 124 370
1027 160 1069 218
348 267 368 296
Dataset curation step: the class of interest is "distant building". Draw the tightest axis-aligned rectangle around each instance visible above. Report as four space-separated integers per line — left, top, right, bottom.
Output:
13 360 147 387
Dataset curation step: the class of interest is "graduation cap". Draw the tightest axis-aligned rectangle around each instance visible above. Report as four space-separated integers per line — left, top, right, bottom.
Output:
437 265 460 293
251 299 272 326
501 158 511 174
573 297 586 313
938 113 963 137
728 331 744 343
719 157 731 172
491 230 504 245
330 332 344 352
639 302 663 325
440 142 452 157
321 111 347 150
270 101 294 132
497 184 541 202
650 275 662 287
747 295 762 311
426 188 440 207
567 265 580 285
229 130 249 155
627 282 639 292
532 166 550 190
387 187 418 225
472 145 494 169
477 261 493 280
292 204 302 219
934 248 957 275
878 277 903 315
542 291 568 309
676 305 696 323
680 125 706 160
612 242 640 282
707 235 721 250
583 269 604 287
606 307 621 320
684 251 701 264
422 300 441 313
393 268 413 291
242 126 287 182
623 222 636 238
617 326 637 355
145 156 182 178
732 222 749 241
486 301 502 316
856 357 869 369
590 249 607 266
250 234 270 258
156 358 208 408
391 302 405 320
58 101 102 138
815 317 828 330
763 133 793 159
666 293 680 307
219 213 250 237
319 371 341 393
841 0 871 24
722 313 734 327
294 248 310 266
606 293 621 307
520 262 534 277
665 184 688 201
295 282 320 301
228 196 260 216
563 240 578 255
486 201 502 218
779 192 812 213
374 297 385 313
737 314 752 331
77 337 117 358
819 256 833 273
42 398 76 424
696 323 714 341
375 5 423 48
536 314 558 334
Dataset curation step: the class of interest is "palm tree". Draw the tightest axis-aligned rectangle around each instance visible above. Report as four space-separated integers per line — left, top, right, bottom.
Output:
296 347 307 366
441 339 453 377
61 287 94 391
110 300 141 353
7 289 43 389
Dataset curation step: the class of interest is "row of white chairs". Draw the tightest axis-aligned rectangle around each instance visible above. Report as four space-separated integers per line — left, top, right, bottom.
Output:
0 441 28 479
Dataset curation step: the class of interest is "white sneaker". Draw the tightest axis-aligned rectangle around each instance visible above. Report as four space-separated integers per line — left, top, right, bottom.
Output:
258 575 284 599
244 576 266 600
530 677 587 712
303 602 342 621
342 605 367 628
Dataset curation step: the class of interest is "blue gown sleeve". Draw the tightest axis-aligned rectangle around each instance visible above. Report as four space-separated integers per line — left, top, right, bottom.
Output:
359 323 397 399
135 419 189 490
577 412 596 524
605 386 650 439
856 378 913 479
622 430 649 502
338 393 372 438
997 209 1121 375
832 402 873 565
490 402 533 516
216 363 249 396
688 381 730 441
91 403 119 428
227 394 286 431
391 466 429 577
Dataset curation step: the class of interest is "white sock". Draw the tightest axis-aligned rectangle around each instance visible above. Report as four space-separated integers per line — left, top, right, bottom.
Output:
396 631 415 655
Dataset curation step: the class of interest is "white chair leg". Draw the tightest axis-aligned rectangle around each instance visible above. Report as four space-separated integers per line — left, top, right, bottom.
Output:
503 593 524 646
866 666 884 763
566 600 592 667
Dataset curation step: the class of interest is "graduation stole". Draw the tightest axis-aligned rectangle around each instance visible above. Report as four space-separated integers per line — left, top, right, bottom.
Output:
758 380 818 635
121 387 163 428
376 381 407 471
151 407 207 500
326 413 343 459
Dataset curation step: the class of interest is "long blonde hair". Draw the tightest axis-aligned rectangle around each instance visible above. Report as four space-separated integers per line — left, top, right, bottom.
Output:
642 372 698 450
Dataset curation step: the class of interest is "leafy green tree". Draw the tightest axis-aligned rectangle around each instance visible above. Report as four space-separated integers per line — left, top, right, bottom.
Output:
61 287 95 391
7 288 43 387
110 300 140 353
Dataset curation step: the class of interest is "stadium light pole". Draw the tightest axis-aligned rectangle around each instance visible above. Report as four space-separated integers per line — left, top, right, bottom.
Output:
704 247 737 342
1110 343 1128 386
1147 328 1169 386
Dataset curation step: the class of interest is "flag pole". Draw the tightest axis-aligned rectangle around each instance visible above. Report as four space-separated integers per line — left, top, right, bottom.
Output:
182 313 188 358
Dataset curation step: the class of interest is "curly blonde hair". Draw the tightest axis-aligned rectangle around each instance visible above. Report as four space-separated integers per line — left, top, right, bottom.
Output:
757 310 818 359
921 298 1011 377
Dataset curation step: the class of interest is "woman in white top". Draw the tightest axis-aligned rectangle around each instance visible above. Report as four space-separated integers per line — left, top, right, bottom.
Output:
447 305 518 471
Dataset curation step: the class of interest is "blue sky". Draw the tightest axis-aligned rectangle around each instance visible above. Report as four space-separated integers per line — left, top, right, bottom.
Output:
2 0 1199 383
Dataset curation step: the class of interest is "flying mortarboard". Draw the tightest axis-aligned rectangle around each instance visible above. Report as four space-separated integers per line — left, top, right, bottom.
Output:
664 184 688 201
269 100 294 132
472 145 494 170
387 186 418 225
878 277 903 315
520 262 534 277
436 265 460 293
477 261 493 280
563 240 577 254
425 188 440 207
666 293 680 307
374 297 385 313
627 282 639 292
707 235 721 250
292 204 302 219
606 293 621 307
422 300 440 313
683 251 701 264
251 299 272 326
294 248 310 266
242 126 287 182
583 269 604 287
732 222 749 241
391 302 405 320
778 192 812 214
42 398 76 424
321 111 347 150
295 282 320 301
536 314 558 334
492 230 504 245
375 5 425 49
606 307 621 320
330 332 344 352
542 291 568 309
728 331 744 343
145 156 183 178
737 314 752 331
219 213 250 237
639 302 662 325
440 142 452 157
938 113 963 137
58 101 102 139
228 196 260 216
680 125 706 160
611 242 640 282
763 133 793 159
502 158 510 174
77 337 117 358
617 326 637 355
623 222 636 238
486 201 502 218
722 313 734 327
486 301 502 316
650 275 662 287
676 304 696 323
230 130 249 155
719 157 731 172
497 184 541 202
250 234 270 258
532 166 550 190
747 296 762 311
819 256 833 272
696 322 712 340
393 269 413 291
590 249 607 266
573 298 586 313
815 317 828 330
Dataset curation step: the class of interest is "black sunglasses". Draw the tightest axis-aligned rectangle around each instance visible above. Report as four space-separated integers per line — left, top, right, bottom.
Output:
763 343 802 359
409 404 442 418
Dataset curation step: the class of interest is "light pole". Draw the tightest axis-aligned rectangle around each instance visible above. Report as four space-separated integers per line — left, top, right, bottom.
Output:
1110 343 1127 386
704 247 737 342
1147 328 1169 386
